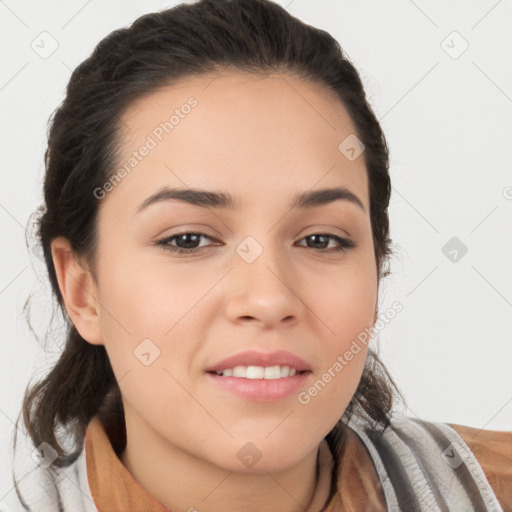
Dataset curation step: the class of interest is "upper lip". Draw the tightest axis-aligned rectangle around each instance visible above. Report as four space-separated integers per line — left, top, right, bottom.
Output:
205 350 312 373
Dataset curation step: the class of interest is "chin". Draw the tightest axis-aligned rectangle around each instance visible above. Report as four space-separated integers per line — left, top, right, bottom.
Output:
209 438 317 474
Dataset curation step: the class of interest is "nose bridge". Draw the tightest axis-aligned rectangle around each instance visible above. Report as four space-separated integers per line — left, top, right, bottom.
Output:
227 232 302 323
235 233 287 284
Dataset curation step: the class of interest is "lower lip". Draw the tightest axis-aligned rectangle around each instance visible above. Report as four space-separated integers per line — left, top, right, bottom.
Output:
205 371 311 401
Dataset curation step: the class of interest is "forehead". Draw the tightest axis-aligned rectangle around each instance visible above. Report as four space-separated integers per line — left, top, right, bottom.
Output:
108 71 369 214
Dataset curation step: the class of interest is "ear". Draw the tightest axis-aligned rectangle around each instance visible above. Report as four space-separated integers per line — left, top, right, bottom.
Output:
51 236 103 345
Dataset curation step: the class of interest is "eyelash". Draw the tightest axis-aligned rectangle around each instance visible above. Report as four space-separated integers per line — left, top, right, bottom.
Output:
155 231 356 255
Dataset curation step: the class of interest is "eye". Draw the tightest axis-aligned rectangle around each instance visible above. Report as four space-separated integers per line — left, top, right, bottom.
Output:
155 231 356 255
156 232 217 254
295 233 356 253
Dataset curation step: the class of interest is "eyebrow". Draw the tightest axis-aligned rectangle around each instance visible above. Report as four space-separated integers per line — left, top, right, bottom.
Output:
135 186 365 214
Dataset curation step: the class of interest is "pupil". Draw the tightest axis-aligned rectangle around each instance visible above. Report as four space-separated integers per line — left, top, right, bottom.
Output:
309 234 327 249
179 233 199 248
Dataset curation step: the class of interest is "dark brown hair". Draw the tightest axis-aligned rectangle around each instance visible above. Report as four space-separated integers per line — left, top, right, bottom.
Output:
16 0 404 494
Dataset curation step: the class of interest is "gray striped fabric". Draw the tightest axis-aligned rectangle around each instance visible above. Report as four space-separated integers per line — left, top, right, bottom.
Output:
346 413 504 512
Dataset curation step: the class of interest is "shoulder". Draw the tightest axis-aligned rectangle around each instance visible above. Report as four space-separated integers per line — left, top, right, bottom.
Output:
347 413 509 511
447 422 512 512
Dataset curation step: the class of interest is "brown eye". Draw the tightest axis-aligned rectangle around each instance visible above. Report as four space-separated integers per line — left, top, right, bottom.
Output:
156 232 215 254
296 234 355 253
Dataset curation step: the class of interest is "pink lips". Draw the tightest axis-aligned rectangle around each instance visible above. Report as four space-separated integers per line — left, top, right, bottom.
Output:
204 349 312 401
205 349 312 374
205 371 310 401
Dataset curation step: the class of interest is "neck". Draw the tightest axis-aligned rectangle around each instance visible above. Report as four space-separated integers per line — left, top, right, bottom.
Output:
119 412 323 512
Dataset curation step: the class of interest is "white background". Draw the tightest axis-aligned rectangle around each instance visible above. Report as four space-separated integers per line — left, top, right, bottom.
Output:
1 0 511 507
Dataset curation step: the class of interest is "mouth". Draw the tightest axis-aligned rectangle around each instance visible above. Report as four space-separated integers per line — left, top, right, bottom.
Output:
207 365 311 379
205 365 312 402
204 349 312 400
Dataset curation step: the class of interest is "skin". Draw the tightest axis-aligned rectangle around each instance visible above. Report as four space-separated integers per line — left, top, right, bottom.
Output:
52 71 379 512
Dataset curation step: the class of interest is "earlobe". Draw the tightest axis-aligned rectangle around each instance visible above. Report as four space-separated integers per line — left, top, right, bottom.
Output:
50 237 103 345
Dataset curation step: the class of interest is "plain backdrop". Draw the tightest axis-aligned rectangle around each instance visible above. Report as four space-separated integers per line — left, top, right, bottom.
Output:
1 0 511 507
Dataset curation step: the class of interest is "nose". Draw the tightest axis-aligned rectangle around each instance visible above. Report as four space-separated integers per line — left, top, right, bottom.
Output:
224 239 305 329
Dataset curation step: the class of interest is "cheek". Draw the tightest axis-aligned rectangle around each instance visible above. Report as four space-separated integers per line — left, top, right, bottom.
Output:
288 266 375 428
97 252 202 338
310 265 377 349
94 254 209 399
296 340 369 446
303 268 375 406
95 265 196 422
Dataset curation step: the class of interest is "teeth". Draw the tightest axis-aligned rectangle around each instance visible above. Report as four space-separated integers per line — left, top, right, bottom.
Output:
233 366 246 378
246 366 264 379
264 366 281 379
217 365 301 379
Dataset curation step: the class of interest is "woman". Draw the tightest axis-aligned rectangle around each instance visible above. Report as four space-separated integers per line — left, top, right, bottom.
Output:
11 0 511 510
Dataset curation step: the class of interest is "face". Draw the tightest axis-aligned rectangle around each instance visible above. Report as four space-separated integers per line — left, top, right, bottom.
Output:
90 71 378 472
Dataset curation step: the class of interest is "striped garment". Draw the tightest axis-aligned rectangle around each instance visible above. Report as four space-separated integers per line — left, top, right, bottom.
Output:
338 414 506 511
6 412 509 511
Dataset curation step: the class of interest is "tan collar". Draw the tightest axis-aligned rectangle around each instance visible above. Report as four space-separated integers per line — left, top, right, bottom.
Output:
85 416 352 511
